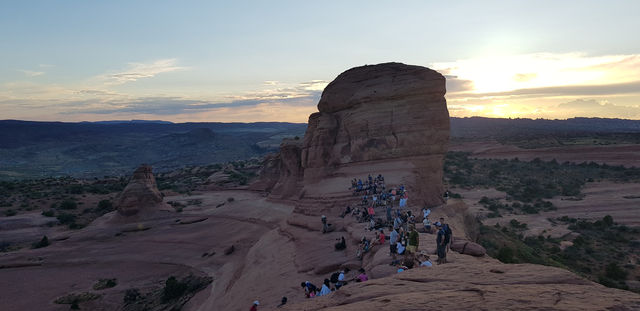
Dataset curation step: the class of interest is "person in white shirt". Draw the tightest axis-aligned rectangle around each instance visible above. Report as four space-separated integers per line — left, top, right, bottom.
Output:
396 241 406 255
318 279 332 296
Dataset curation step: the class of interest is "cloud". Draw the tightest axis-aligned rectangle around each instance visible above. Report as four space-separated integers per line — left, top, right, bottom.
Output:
444 75 474 93
513 73 537 82
433 52 640 94
98 58 187 85
554 99 640 118
447 80 640 99
18 70 45 77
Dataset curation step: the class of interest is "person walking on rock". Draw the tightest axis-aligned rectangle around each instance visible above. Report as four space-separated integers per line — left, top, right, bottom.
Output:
250 300 259 311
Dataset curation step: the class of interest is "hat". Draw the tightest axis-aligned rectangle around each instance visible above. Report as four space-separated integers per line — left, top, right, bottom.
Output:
253 300 259 305
434 221 442 227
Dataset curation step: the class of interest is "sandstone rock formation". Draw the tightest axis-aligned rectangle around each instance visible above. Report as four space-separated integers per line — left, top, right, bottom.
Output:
114 165 164 216
283 259 640 310
450 239 486 257
256 62 450 210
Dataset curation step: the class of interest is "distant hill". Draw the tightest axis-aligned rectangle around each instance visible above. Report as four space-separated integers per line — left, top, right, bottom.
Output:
0 120 306 179
451 117 640 138
2 117 640 179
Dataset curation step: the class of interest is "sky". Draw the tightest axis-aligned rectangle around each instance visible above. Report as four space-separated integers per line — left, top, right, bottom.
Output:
1 1 639 123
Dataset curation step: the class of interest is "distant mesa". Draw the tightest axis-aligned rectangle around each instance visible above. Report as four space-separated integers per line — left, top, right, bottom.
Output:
114 164 165 217
255 62 450 209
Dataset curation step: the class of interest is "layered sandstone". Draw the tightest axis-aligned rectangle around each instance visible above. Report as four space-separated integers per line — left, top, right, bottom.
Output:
260 62 450 209
114 165 165 216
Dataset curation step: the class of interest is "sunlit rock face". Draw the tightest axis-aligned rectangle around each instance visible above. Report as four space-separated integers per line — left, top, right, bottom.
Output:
260 62 450 209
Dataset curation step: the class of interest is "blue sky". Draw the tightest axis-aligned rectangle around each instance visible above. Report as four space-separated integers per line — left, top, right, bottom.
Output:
1 1 639 122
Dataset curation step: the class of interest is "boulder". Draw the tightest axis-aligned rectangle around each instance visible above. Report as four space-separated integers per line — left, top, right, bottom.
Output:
450 239 486 257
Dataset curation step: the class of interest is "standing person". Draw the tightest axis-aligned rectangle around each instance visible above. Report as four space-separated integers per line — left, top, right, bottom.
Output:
389 227 399 257
250 300 259 311
407 226 419 254
440 217 453 252
386 205 393 225
436 224 447 264
321 215 328 233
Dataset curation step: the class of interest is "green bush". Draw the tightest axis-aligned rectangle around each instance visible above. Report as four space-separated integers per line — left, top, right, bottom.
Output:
605 263 628 281
497 246 515 263
163 276 187 302
32 236 49 249
123 288 140 304
93 278 117 290
603 215 614 227
56 213 76 225
59 200 77 210
4 209 17 216
41 210 55 217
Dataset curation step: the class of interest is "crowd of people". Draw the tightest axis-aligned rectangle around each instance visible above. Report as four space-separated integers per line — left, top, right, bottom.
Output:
299 267 369 299
251 174 453 309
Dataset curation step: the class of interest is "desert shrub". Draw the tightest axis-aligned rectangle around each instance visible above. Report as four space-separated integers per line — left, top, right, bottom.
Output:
496 246 515 263
509 219 528 229
41 210 55 217
54 292 101 305
4 209 17 216
56 213 76 225
32 236 50 249
163 276 187 302
59 200 77 210
93 278 117 290
227 197 234 202
123 288 140 304
96 200 114 214
603 215 614 227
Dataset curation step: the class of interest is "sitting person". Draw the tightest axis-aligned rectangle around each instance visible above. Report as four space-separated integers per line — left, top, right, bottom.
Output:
356 237 371 259
318 279 332 296
423 217 432 233
321 215 334 233
396 241 406 255
336 268 349 289
335 236 346 251
377 229 386 245
356 268 368 282
418 254 433 267
301 281 317 298
340 205 351 218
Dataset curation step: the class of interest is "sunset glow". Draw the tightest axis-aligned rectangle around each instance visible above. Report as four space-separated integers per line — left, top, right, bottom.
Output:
1 1 639 122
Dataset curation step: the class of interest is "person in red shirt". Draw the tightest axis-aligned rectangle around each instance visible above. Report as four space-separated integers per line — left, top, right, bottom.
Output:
378 229 386 244
250 300 259 311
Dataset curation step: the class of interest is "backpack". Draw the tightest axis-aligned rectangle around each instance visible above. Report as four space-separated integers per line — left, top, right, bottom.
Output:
330 272 340 283
443 224 452 236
